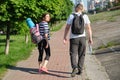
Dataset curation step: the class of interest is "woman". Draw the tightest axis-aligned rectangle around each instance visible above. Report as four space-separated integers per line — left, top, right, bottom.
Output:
38 13 51 73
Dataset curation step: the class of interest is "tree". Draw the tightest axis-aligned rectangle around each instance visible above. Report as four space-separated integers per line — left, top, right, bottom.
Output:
0 0 73 54
0 0 40 54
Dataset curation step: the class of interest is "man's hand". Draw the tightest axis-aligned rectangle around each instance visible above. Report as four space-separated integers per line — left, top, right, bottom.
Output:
63 24 70 45
88 38 93 45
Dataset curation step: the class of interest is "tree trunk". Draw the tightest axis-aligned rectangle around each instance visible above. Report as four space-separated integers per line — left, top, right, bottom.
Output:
25 34 29 44
5 23 10 55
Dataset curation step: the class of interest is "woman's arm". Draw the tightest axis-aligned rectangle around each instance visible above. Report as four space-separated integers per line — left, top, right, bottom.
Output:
45 33 49 48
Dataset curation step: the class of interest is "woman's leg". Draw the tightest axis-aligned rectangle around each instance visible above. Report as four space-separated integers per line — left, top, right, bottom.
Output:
38 40 44 69
42 40 51 68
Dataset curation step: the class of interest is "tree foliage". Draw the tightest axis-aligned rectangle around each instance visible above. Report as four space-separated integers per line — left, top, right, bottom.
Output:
0 0 73 54
0 0 73 34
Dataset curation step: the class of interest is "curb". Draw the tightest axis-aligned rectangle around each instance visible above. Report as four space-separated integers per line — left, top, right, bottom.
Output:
85 54 110 80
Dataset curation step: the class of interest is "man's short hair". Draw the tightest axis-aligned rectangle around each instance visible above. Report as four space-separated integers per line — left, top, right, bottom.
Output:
75 3 84 12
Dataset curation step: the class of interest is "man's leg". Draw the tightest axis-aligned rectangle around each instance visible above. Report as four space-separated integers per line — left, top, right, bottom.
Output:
78 37 86 74
70 38 79 77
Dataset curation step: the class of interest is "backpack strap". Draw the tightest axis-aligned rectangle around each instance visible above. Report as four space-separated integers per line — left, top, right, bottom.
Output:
36 24 39 31
72 13 84 17
72 13 77 17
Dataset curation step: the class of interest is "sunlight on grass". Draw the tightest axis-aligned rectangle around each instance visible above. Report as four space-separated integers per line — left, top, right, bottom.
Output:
89 10 120 23
0 35 35 79
97 41 120 50
50 21 65 32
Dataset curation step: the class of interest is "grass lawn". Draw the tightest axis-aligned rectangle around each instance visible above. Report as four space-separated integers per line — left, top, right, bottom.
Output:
89 10 120 22
0 35 35 79
50 21 65 32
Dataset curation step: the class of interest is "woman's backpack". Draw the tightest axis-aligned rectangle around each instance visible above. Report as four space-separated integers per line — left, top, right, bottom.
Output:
26 18 42 44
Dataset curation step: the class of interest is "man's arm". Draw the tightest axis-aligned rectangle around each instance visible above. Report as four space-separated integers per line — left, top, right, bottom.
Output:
63 24 70 44
86 23 93 44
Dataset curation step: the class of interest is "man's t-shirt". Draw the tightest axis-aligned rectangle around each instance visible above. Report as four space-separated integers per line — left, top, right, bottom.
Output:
67 12 90 39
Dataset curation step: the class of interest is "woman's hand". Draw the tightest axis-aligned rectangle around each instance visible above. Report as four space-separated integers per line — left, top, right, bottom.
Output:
45 43 48 48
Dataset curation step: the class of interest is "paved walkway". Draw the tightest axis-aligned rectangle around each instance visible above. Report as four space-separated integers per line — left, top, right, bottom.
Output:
2 25 87 80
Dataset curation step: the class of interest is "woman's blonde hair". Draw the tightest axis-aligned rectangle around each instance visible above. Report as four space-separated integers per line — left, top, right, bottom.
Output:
75 3 84 12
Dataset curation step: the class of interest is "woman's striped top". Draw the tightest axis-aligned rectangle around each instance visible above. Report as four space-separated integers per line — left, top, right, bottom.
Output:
39 21 50 40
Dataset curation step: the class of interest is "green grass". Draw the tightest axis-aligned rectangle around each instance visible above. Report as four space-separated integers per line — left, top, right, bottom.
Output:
50 21 65 32
97 41 120 50
89 10 120 23
0 35 35 79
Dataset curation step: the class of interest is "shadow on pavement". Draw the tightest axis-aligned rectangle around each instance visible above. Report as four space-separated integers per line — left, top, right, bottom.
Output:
45 70 71 78
43 71 71 78
8 65 38 74
48 69 71 74
7 65 71 78
94 47 120 55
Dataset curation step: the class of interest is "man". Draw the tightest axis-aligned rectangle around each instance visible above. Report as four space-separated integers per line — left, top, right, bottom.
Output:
63 3 93 77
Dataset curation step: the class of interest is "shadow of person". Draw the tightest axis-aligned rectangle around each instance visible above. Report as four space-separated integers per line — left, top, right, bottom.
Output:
7 65 71 78
41 70 71 78
7 65 38 74
48 69 71 74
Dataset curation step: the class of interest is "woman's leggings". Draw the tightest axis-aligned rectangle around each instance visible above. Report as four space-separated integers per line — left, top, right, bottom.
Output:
38 39 51 62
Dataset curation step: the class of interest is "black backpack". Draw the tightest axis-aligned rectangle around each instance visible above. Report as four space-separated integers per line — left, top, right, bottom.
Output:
71 13 84 34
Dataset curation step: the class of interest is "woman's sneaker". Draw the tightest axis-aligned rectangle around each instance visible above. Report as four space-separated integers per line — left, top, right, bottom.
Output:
41 67 48 73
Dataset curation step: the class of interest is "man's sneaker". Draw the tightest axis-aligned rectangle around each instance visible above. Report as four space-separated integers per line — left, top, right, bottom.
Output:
76 69 82 75
71 68 78 77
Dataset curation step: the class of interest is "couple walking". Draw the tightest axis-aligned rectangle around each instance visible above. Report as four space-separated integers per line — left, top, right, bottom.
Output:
37 3 93 77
